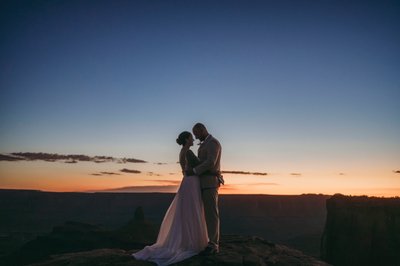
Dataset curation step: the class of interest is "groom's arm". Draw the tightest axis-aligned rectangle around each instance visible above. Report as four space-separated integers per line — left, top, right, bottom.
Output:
193 140 220 176
186 150 200 168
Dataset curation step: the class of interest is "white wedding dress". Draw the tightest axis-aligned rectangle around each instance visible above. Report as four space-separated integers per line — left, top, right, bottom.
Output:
132 150 208 265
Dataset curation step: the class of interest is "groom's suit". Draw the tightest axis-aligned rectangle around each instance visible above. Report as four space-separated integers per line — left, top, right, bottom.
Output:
193 134 221 248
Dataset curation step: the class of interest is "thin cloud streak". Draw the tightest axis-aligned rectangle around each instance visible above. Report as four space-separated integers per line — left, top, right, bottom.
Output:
222 170 268 176
147 172 162 177
120 168 141 174
91 172 121 176
100 172 121 175
92 185 178 193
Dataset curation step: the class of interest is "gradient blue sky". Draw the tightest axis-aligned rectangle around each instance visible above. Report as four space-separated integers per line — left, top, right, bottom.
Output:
1 0 399 195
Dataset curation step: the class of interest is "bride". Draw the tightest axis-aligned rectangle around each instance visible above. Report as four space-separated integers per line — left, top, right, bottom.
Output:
132 131 208 265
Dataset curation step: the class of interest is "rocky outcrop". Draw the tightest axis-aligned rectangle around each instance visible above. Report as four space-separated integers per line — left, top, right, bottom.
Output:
321 194 400 266
29 235 330 266
3 207 157 265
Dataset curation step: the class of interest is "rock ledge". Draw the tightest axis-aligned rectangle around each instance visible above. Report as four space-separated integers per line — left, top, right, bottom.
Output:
30 235 330 266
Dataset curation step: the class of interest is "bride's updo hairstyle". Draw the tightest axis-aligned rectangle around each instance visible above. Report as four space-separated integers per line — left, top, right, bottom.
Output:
176 131 191 146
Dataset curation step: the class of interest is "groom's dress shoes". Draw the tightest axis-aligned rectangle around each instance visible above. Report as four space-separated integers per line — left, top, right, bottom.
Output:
199 245 219 256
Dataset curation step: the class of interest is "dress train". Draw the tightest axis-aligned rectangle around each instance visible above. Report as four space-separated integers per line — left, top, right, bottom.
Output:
132 175 208 266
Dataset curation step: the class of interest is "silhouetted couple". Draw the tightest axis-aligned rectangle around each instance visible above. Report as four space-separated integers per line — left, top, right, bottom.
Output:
133 123 223 266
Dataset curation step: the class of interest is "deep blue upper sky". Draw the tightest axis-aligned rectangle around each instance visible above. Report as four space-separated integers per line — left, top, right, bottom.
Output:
1 0 399 172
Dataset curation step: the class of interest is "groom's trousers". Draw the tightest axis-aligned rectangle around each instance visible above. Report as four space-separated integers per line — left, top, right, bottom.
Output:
202 188 220 248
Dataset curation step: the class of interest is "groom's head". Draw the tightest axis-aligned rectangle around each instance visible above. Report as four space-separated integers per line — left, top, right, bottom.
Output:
192 123 209 141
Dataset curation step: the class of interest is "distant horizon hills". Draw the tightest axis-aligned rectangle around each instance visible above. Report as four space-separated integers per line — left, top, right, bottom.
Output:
1 188 399 198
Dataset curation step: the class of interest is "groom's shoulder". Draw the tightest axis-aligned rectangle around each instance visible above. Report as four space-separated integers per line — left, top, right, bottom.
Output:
209 135 221 147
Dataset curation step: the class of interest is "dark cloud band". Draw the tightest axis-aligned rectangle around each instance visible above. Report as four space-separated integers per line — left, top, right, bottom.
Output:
120 168 141 174
0 152 147 164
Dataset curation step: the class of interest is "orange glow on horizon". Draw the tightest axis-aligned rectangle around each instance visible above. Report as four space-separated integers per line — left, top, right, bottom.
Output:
1 161 399 197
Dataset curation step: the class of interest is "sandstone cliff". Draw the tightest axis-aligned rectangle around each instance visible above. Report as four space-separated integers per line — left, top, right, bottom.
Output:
321 194 400 266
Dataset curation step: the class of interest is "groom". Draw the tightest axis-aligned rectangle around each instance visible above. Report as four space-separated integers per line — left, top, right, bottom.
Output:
186 123 222 255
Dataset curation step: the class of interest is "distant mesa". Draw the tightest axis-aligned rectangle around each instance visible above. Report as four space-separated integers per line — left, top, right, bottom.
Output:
0 152 147 164
290 173 302 176
222 170 268 176
146 179 181 185
100 172 121 175
120 168 141 174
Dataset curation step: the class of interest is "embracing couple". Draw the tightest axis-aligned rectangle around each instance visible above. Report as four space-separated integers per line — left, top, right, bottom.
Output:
132 123 223 266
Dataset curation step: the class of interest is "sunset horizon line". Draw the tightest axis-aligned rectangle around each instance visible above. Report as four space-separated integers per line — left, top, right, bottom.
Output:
1 187 399 199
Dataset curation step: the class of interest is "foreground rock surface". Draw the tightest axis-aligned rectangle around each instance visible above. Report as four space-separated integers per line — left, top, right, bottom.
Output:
29 235 330 266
